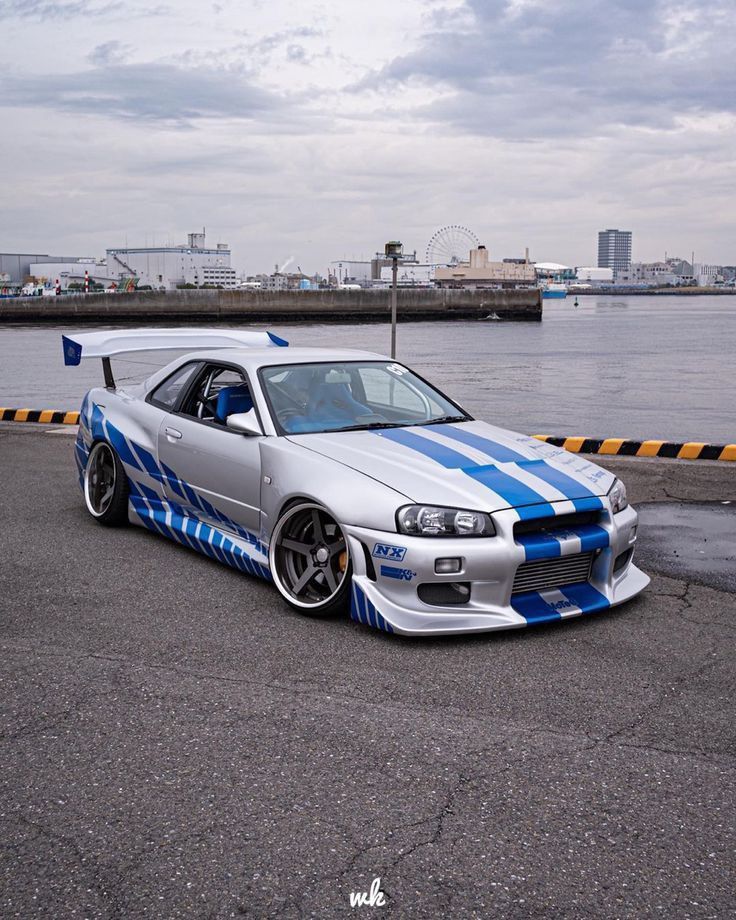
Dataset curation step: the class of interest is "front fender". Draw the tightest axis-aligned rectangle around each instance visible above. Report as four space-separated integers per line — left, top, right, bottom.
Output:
259 438 409 538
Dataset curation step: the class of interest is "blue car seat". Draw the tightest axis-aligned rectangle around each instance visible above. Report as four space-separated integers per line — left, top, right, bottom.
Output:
215 384 253 424
306 381 368 425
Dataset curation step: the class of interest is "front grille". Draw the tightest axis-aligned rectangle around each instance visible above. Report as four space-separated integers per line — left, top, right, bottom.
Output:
512 552 594 595
514 510 601 537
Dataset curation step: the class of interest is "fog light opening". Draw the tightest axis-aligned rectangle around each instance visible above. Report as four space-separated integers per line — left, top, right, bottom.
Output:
613 548 634 574
417 581 471 607
435 557 462 574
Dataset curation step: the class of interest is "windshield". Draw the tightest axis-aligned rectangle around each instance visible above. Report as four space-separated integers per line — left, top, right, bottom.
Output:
260 361 470 435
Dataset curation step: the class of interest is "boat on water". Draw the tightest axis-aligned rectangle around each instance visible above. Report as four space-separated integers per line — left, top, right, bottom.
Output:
541 282 568 299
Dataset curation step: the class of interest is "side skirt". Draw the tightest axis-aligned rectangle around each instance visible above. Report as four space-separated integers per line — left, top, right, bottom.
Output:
128 480 271 581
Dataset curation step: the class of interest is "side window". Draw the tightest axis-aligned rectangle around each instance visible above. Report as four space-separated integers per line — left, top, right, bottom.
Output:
149 362 199 410
180 365 252 425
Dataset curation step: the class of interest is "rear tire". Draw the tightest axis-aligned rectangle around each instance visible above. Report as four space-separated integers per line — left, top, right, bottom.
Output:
84 441 129 527
269 502 351 617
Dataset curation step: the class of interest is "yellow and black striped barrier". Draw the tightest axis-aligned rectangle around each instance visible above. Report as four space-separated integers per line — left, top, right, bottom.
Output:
1 408 734 461
1 408 80 424
534 434 736 462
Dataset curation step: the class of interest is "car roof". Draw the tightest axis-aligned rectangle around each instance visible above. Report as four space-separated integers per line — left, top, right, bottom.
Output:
181 345 390 371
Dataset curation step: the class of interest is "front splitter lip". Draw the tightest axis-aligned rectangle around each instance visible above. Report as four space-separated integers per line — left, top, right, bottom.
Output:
349 565 650 637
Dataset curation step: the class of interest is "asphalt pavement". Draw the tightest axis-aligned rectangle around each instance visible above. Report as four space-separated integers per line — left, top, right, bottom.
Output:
1 426 735 919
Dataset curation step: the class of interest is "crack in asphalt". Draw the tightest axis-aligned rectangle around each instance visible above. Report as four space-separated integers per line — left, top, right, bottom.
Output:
584 584 724 757
7 814 121 919
287 733 610 918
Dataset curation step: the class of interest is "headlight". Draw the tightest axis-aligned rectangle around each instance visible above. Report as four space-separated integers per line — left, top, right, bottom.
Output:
608 478 628 514
397 505 496 537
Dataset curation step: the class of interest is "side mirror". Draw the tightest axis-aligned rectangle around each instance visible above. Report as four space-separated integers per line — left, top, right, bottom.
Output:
226 409 263 436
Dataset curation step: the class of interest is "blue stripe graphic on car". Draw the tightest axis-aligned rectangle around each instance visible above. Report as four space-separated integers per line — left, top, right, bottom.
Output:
516 524 610 561
161 462 186 499
351 583 394 633
128 472 269 578
131 441 162 480
379 427 471 467
376 428 554 519
522 459 604 511
434 425 531 463
435 426 604 511
561 582 610 614
466 466 555 519
578 525 609 553
515 532 563 561
510 590 563 625
104 418 143 471
90 402 269 575
351 583 365 624
511 582 610 624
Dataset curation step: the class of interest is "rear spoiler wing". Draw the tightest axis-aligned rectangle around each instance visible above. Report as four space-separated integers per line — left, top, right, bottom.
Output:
62 328 288 387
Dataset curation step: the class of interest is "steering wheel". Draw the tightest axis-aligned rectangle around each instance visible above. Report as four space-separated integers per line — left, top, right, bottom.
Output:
277 407 302 425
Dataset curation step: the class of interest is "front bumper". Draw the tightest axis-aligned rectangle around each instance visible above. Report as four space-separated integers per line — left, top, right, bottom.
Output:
344 502 649 636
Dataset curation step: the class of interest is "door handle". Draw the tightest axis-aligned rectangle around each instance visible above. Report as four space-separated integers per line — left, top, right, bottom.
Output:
165 427 183 440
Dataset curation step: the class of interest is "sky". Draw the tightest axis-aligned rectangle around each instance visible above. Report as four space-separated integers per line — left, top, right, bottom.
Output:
1 0 734 274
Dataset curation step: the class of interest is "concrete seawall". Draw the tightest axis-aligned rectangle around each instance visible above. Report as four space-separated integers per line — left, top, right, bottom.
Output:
0 287 542 323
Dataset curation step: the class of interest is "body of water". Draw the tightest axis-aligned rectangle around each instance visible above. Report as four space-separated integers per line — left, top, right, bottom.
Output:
0 295 734 442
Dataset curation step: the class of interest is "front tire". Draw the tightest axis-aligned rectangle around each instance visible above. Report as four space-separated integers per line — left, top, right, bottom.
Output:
83 441 129 526
269 502 351 617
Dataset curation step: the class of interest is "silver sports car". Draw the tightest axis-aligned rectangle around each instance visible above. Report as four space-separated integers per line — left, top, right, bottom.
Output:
66 328 649 636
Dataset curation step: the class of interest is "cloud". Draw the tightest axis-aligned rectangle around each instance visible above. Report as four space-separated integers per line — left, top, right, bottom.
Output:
0 0 733 270
1 60 296 125
354 0 736 139
87 40 130 66
0 0 122 18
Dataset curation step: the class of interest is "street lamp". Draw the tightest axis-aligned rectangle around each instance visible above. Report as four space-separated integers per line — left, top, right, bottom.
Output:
384 241 403 359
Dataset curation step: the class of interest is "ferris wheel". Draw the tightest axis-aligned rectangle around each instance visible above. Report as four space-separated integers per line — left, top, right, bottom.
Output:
425 225 480 266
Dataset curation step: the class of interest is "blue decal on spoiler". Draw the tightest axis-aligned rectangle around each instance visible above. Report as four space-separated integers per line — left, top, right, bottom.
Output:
62 335 82 366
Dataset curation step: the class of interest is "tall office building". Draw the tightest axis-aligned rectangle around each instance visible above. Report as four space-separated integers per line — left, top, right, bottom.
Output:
597 229 632 273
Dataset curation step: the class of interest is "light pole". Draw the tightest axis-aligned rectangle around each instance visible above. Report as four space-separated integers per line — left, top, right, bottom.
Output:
384 240 403 359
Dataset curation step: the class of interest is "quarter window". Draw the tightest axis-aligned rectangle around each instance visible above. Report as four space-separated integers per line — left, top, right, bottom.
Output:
149 362 199 410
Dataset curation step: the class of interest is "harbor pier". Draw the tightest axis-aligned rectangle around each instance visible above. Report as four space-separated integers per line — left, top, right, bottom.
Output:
0 287 542 323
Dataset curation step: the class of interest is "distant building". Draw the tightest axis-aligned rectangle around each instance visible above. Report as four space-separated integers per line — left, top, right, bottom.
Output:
378 263 434 287
534 262 577 281
597 229 632 274
107 232 237 290
330 260 372 284
434 246 536 289
0 251 96 283
575 266 614 284
615 258 695 286
694 264 723 287
262 268 317 291
28 259 118 291
330 258 403 284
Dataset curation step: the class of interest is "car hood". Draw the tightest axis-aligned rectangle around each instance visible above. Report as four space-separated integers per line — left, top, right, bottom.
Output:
286 420 615 514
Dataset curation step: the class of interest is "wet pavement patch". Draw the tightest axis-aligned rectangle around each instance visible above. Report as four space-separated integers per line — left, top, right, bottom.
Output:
636 501 736 592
